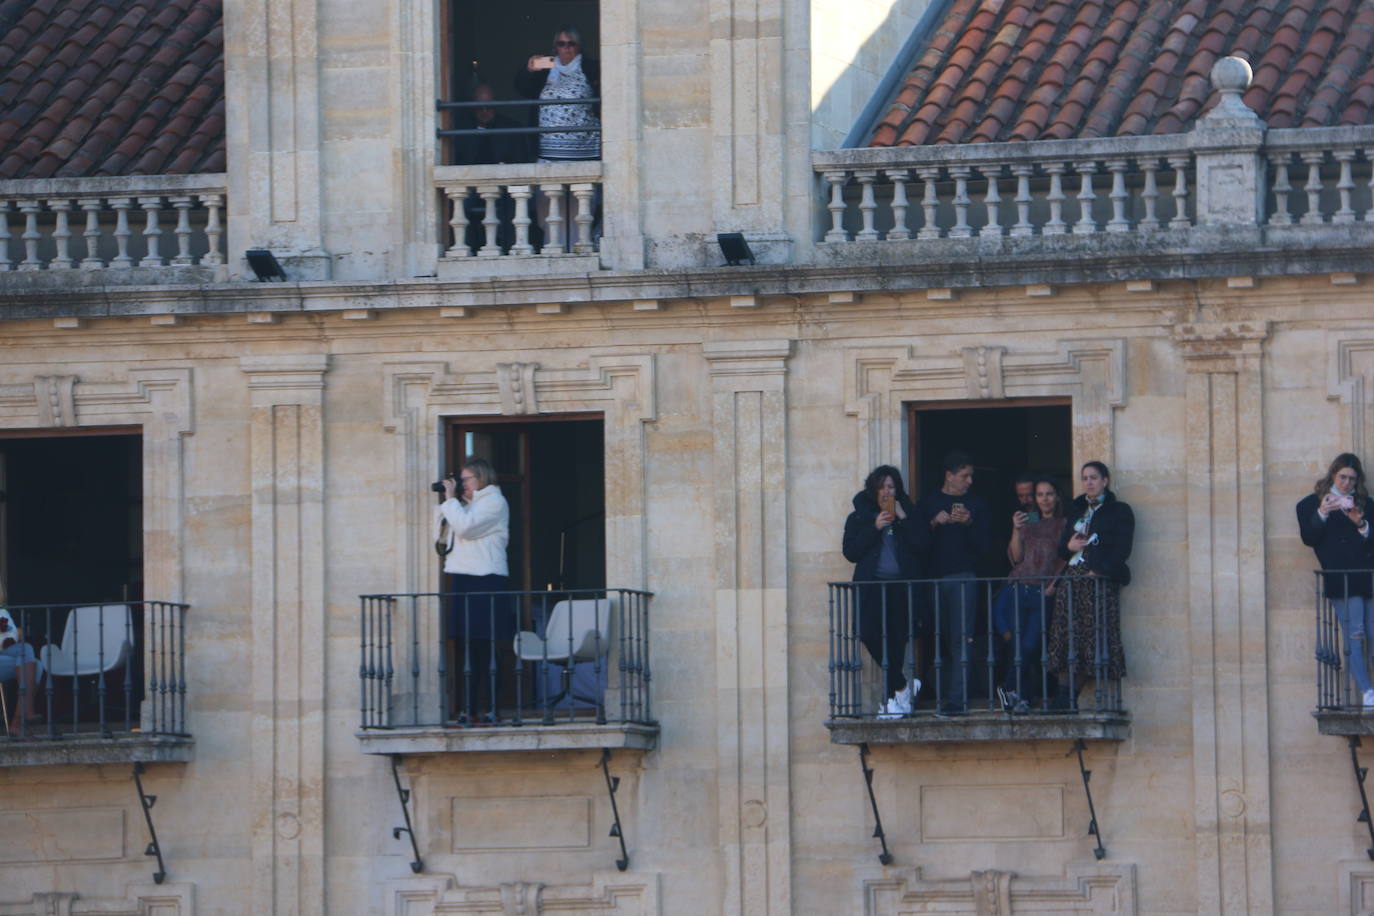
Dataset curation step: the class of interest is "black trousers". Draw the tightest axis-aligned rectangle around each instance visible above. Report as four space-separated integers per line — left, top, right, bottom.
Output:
858 580 917 697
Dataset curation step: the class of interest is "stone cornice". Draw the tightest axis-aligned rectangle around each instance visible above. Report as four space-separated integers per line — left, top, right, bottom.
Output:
0 236 1369 320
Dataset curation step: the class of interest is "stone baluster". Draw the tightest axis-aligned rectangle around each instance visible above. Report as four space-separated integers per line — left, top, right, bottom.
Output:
110 198 134 267
1105 159 1130 232
508 185 534 255
0 201 11 270
1044 162 1068 235
948 166 972 238
822 171 849 242
1010 164 1034 237
476 185 503 257
571 183 596 254
1366 149 1374 223
443 186 471 257
18 200 42 270
917 166 941 239
1073 161 1098 234
885 169 911 240
1139 159 1161 230
80 199 105 268
854 170 880 240
541 184 566 253
1167 155 1191 228
48 199 73 268
199 194 224 265
1265 154 1293 226
1299 151 1325 225
1333 150 1357 223
169 196 195 265
136 196 165 267
978 165 1004 237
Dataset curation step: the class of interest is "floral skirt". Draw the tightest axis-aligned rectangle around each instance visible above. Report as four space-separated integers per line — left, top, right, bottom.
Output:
1046 564 1125 681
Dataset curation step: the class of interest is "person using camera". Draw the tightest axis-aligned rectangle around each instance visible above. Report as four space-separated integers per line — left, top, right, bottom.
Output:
516 26 600 164
434 458 511 722
842 465 930 718
916 450 991 716
1298 452 1374 706
1046 461 1134 709
992 477 1066 709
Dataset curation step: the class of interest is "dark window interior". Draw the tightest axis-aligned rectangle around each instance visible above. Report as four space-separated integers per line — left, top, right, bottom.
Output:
910 401 1073 578
0 432 142 605
446 0 600 104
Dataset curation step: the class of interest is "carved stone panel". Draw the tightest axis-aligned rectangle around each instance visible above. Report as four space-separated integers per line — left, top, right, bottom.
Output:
860 862 1136 915
383 872 658 916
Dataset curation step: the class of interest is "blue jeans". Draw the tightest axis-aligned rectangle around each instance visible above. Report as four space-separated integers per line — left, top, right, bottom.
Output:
1333 595 1374 694
0 641 41 683
992 583 1048 696
934 573 975 710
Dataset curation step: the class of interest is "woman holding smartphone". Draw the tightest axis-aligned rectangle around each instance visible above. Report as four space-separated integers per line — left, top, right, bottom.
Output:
842 465 930 718
517 26 600 163
1046 461 1134 709
1298 452 1374 706
992 477 1066 709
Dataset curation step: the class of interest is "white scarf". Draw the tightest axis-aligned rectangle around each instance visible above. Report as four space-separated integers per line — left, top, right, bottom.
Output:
547 53 583 87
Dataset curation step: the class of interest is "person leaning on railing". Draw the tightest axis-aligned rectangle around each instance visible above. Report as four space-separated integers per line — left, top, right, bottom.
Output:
842 465 930 718
0 584 44 734
1046 461 1134 710
435 458 512 723
1297 452 1374 708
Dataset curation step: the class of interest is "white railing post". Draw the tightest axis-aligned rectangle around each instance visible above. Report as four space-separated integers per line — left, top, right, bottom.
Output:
1044 162 1067 235
444 186 471 257
822 170 848 242
476 185 503 257
1010 165 1034 237
1140 159 1161 230
1073 161 1098 234
0 200 10 270
541 183 566 253
1266 153 1294 226
1366 148 1374 223
110 198 134 267
18 200 42 270
917 166 941 239
948 166 972 238
80 199 105 268
49 199 74 268
1333 150 1357 223
169 196 195 265
136 196 165 267
1300 151 1325 225
1106 159 1130 232
978 165 1004 238
885 169 911 240
199 194 224 265
570 183 596 254
1167 156 1190 229
508 185 534 255
855 170 880 241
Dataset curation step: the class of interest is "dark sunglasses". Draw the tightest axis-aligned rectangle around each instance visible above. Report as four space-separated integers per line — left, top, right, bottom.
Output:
555 39 577 47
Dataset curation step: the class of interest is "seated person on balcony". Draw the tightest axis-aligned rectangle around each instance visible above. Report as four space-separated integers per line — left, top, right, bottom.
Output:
436 458 512 723
1047 461 1134 710
455 84 535 254
1297 452 1374 707
0 589 44 733
843 465 930 718
993 477 1066 710
916 451 991 716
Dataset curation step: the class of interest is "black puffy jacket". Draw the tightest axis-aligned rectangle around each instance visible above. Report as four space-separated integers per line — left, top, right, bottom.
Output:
843 490 929 581
1057 490 1135 586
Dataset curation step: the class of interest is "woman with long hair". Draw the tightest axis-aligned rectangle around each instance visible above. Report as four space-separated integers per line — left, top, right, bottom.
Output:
1046 461 1134 709
1297 452 1374 706
842 465 930 717
993 477 1067 709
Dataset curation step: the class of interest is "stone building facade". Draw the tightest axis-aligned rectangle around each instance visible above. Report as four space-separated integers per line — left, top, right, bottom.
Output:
2 1 1374 914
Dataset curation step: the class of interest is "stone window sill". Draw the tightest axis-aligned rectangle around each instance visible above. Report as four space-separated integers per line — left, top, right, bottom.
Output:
826 711 1130 744
0 733 193 767
355 721 659 755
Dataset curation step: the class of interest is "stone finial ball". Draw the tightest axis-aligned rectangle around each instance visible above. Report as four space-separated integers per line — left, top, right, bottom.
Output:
1211 56 1253 93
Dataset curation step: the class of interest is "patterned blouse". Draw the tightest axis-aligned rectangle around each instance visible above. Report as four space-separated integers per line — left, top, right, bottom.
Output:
538 58 600 160
1007 516 1067 585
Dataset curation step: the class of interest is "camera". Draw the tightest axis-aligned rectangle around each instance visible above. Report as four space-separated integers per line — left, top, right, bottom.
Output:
431 473 455 494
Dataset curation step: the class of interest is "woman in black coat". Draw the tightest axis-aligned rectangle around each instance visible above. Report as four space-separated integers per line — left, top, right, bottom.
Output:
1046 461 1134 706
842 465 930 716
1297 452 1374 706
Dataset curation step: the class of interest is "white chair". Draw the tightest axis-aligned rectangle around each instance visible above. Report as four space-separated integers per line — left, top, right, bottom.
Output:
514 598 614 709
39 605 133 678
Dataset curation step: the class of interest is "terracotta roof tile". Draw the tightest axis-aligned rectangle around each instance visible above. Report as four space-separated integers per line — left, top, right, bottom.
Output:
0 0 223 178
867 0 1374 146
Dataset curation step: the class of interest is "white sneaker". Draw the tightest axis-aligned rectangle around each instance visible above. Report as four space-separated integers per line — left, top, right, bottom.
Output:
877 698 901 720
890 681 917 716
1362 688 1374 708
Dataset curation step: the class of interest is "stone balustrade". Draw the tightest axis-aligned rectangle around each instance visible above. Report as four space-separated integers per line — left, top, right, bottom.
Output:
434 161 602 275
813 135 1197 244
1264 127 1374 226
0 174 227 274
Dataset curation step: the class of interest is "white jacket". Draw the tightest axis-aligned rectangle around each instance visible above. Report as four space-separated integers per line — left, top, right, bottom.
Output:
435 485 510 577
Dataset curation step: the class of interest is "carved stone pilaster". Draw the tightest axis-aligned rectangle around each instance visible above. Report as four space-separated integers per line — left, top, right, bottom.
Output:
1171 320 1274 916
32 375 76 426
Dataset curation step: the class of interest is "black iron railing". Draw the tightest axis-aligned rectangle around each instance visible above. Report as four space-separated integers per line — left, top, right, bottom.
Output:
360 588 652 729
1314 569 1374 710
0 600 189 740
827 574 1124 718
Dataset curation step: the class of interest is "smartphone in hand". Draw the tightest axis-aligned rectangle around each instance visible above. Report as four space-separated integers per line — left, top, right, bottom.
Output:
878 491 896 516
533 55 557 70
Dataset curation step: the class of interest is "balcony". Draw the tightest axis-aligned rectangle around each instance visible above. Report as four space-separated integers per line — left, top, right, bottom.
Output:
1312 569 1374 737
0 174 227 291
0 600 192 766
356 587 655 755
825 576 1130 745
